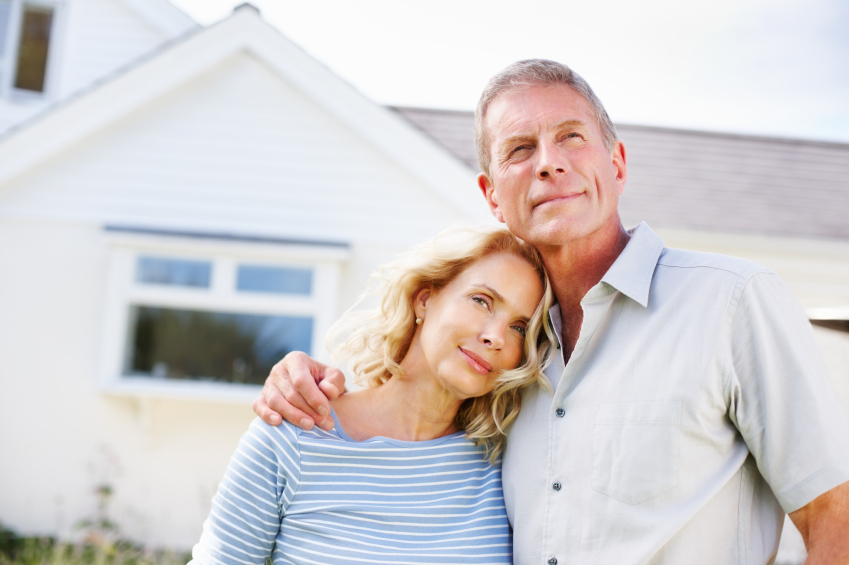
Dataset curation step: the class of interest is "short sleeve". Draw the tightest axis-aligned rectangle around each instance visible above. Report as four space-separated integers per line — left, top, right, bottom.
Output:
190 418 302 564
728 272 849 513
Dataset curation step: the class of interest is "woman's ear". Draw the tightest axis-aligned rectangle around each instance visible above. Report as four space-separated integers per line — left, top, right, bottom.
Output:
413 286 432 320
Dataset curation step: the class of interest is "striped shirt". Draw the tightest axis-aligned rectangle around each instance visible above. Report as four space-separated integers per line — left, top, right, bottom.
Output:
190 412 512 565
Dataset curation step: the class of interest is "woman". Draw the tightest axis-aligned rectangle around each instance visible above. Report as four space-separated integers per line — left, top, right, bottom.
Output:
190 227 555 565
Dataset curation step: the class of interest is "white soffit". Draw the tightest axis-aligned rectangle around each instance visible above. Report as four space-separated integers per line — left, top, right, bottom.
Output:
0 5 489 224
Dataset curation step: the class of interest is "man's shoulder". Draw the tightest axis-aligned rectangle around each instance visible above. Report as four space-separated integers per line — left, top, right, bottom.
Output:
656 247 773 283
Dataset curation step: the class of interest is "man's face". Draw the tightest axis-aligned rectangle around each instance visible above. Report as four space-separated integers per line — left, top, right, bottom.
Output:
477 84 627 249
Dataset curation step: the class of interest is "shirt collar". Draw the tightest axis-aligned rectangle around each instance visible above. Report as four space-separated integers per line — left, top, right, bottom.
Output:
599 222 665 308
547 222 665 347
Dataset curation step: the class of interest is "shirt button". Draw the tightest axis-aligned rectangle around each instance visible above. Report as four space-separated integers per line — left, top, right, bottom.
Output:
552 481 561 491
555 408 565 417
548 558 557 565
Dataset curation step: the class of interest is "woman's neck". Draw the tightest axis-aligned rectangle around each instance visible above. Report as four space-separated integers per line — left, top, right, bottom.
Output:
331 372 464 442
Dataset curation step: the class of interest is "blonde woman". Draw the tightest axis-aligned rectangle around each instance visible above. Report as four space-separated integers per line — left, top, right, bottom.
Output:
190 227 555 565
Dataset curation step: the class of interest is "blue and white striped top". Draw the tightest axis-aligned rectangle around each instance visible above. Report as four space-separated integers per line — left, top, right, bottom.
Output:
190 411 512 565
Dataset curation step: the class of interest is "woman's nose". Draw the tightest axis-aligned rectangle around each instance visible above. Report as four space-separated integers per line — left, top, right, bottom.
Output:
481 322 506 350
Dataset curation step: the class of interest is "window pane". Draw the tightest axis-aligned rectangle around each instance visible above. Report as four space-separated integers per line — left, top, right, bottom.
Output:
0 1 11 57
237 265 312 295
137 256 211 288
126 306 313 385
14 4 53 92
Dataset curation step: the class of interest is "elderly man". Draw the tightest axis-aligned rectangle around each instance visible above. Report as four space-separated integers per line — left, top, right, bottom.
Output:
253 60 849 564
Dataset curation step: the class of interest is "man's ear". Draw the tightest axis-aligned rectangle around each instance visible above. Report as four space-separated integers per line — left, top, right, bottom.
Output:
477 173 505 223
611 140 627 196
413 286 432 319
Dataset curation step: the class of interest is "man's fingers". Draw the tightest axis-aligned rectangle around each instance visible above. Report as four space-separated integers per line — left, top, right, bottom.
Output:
263 383 317 430
254 351 339 431
252 395 282 426
288 355 335 429
319 367 346 400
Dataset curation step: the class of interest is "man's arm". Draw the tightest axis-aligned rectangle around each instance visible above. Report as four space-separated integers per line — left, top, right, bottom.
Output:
252 351 346 430
789 480 849 564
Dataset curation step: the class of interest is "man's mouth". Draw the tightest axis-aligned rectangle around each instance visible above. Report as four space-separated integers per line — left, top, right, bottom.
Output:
534 193 583 208
459 348 493 375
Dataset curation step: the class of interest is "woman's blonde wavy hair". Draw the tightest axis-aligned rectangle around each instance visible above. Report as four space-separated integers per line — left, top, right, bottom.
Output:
326 226 555 463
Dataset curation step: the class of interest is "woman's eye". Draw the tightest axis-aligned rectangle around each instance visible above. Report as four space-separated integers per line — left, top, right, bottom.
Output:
512 325 527 337
472 295 491 309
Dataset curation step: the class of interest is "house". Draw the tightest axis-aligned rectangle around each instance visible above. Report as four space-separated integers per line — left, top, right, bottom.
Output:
0 0 846 557
0 1 487 549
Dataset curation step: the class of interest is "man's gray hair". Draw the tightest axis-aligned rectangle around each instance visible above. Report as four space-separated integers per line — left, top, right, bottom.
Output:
474 59 618 175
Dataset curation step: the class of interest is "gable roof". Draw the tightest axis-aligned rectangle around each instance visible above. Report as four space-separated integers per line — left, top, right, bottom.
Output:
393 107 849 241
0 5 488 224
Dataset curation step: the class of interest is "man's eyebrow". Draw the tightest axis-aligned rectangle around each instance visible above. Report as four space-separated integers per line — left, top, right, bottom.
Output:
497 133 535 153
553 118 589 130
497 119 589 153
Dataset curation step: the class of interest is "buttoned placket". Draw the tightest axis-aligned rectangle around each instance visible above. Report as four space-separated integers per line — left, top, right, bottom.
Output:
541 282 619 565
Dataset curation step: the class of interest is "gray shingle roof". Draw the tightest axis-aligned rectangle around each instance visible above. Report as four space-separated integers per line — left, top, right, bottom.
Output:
391 107 849 241
392 107 479 170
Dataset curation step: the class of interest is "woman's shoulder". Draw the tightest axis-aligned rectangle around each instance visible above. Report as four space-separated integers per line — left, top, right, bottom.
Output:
244 417 307 453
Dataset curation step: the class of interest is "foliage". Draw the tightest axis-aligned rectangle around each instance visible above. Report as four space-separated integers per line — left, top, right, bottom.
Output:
0 530 189 565
0 483 189 565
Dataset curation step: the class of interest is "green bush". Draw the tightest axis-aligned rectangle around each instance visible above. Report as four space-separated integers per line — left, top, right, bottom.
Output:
0 525 189 565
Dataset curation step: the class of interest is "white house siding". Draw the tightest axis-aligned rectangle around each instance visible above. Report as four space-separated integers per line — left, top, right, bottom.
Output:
0 0 187 136
0 217 256 546
57 0 170 98
1 53 470 247
0 50 480 548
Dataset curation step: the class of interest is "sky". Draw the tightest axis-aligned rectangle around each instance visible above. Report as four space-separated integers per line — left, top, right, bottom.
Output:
170 0 849 143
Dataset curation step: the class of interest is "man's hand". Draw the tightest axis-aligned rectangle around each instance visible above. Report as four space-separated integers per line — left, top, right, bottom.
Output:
252 351 346 430
789 480 849 564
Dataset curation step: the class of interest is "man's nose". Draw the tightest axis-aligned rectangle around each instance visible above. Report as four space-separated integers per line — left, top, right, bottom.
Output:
536 139 568 180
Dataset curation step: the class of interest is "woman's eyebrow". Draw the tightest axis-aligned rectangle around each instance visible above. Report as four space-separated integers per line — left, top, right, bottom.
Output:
473 284 505 304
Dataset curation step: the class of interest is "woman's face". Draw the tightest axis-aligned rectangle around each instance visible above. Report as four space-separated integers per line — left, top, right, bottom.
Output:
412 252 544 400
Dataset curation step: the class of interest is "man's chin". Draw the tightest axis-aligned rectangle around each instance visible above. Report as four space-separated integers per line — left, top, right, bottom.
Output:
513 217 593 248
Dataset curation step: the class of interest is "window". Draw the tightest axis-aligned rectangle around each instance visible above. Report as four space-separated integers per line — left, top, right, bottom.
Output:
100 228 348 401
14 3 53 92
0 0 60 97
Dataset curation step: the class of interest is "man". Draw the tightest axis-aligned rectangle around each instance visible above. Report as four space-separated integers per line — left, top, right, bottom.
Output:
253 60 849 564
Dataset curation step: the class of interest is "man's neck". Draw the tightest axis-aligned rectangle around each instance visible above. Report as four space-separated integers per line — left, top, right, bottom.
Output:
538 219 631 360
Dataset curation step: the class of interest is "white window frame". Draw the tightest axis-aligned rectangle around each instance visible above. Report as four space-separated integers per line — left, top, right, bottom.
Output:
0 0 65 100
99 228 349 403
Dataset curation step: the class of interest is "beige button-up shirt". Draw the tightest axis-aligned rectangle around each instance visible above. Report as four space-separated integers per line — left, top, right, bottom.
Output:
503 223 849 565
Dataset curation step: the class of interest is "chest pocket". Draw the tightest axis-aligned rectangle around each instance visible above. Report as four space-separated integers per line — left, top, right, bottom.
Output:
592 401 681 505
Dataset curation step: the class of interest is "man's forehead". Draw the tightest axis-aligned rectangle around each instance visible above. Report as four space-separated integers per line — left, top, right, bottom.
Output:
486 83 594 139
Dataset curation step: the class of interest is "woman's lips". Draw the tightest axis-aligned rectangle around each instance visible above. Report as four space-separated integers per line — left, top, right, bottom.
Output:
459 347 493 375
